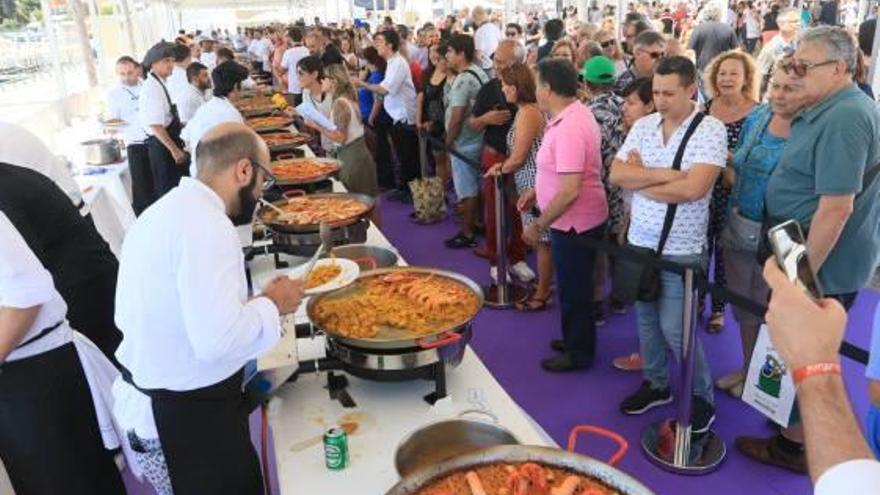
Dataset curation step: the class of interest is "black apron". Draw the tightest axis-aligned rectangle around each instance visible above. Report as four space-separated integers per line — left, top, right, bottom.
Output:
0 343 126 495
147 72 190 197
121 366 264 495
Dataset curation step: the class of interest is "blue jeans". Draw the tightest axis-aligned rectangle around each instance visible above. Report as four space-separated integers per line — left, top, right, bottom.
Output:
636 253 714 404
550 224 606 365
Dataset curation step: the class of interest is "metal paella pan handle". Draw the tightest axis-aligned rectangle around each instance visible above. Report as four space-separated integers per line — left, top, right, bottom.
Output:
416 331 462 349
567 425 629 466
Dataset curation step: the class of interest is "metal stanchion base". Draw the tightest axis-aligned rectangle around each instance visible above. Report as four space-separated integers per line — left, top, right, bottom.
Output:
641 420 726 475
482 283 530 309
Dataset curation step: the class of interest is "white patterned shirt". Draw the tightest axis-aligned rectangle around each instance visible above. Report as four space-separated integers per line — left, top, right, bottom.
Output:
617 108 728 255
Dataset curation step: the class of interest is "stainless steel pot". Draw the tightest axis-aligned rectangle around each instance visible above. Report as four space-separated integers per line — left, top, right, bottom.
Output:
326 324 471 372
268 218 370 257
387 443 655 495
321 244 400 270
395 411 520 478
81 138 122 165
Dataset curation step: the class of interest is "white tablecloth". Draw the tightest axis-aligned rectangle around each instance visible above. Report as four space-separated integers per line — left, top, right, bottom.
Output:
73 161 135 258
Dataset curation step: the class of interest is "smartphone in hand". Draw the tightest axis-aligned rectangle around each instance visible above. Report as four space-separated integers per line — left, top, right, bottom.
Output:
767 220 823 299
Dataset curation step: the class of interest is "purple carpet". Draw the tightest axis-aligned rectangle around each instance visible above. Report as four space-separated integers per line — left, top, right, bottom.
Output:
377 198 878 495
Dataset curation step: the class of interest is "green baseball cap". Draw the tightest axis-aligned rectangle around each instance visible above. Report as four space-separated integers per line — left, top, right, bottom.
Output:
581 55 617 85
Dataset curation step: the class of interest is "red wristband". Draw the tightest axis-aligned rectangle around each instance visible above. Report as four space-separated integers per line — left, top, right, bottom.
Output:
792 362 841 386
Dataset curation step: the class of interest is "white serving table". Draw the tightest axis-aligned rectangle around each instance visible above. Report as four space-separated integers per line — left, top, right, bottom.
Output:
246 183 556 495
73 159 136 257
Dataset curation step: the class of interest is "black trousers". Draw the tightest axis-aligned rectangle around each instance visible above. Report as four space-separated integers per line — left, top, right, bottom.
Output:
550 223 606 365
60 268 122 364
127 143 156 216
369 109 396 190
147 136 188 198
0 344 125 495
151 370 263 495
390 121 422 189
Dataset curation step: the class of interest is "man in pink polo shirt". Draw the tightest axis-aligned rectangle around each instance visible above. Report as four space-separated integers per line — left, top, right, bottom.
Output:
519 57 608 372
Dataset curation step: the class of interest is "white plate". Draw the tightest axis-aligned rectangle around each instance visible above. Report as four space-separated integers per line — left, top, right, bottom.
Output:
288 258 360 295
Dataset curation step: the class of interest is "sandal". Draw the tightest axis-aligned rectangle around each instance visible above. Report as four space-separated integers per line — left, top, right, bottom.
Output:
516 293 553 312
707 311 724 333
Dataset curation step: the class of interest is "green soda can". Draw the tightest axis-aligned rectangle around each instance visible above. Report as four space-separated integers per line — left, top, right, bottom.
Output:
324 426 349 470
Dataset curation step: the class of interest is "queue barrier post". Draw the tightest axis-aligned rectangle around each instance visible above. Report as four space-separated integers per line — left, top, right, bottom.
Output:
641 267 726 474
483 172 528 309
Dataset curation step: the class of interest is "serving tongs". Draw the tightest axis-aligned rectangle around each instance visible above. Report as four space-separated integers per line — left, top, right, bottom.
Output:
295 222 333 281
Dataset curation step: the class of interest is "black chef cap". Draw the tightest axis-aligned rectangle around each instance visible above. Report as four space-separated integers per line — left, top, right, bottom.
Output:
142 41 177 69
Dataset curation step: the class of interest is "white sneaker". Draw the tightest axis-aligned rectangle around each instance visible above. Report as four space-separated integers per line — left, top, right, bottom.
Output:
489 266 512 284
510 261 536 283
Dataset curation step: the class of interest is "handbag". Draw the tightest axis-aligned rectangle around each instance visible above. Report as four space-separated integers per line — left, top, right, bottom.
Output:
612 112 707 304
721 207 763 253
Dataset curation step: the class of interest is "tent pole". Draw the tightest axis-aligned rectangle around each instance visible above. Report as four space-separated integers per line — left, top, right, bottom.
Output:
41 0 70 126
118 0 138 55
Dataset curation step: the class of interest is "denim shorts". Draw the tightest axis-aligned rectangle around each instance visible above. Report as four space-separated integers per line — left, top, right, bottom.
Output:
450 141 483 200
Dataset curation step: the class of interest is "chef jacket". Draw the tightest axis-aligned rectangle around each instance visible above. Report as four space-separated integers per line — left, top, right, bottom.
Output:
176 83 209 124
181 96 243 177
200 51 218 71
107 82 149 145
139 72 174 136
0 209 138 475
114 177 281 391
166 64 189 108
0 122 83 208
248 38 272 67
0 210 68 362
0 163 118 292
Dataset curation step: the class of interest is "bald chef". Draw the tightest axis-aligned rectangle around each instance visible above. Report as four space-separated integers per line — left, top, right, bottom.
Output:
113 122 304 493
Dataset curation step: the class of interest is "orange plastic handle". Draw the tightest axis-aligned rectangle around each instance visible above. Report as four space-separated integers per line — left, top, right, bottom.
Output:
282 189 306 198
353 256 377 270
567 425 628 466
417 331 462 349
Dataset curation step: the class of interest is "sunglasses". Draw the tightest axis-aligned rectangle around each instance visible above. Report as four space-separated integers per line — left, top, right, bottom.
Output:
251 159 277 192
641 50 666 60
599 39 616 48
781 59 837 77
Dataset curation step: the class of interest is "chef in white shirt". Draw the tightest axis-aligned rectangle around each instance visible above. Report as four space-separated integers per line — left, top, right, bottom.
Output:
182 60 250 176
247 29 273 75
114 122 304 494
0 211 125 495
107 55 155 215
176 61 211 124
280 25 310 106
199 38 218 70
217 47 259 90
140 41 190 197
0 122 82 210
165 43 192 108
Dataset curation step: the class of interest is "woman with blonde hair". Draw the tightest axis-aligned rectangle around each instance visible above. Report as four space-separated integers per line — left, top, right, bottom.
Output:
594 29 627 76
701 49 760 333
303 64 380 220
550 39 578 66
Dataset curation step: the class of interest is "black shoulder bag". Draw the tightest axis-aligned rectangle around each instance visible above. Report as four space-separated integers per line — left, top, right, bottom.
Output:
612 112 707 304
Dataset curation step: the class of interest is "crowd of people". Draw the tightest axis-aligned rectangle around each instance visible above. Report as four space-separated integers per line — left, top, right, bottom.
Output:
2 1 880 494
